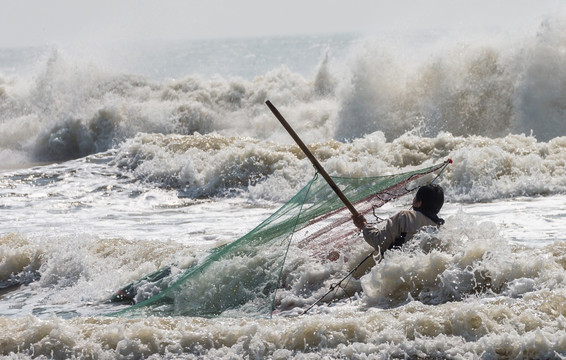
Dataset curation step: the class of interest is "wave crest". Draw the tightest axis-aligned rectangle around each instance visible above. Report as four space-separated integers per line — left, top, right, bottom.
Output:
335 18 566 141
32 108 120 162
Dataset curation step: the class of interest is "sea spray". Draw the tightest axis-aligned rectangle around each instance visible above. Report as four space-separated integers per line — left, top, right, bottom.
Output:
335 23 566 142
2 23 566 359
2 20 566 171
108 131 566 202
361 211 561 309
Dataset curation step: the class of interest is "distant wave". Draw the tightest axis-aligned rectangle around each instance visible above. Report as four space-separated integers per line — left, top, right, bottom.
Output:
1 18 565 168
110 131 566 202
335 17 566 142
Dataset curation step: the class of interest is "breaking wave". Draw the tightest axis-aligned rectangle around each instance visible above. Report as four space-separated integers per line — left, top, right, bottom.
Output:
0 18 565 180
109 131 566 202
3 209 566 358
335 17 566 141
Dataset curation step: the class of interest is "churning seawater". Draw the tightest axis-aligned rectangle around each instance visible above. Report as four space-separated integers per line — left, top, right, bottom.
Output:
2 21 566 358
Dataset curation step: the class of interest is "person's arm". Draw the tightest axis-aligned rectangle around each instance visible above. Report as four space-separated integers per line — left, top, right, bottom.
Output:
360 213 404 254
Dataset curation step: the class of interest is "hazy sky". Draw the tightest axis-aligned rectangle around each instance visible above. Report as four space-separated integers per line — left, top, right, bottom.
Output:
1 0 566 47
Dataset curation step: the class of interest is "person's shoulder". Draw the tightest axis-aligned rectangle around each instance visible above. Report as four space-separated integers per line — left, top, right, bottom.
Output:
409 209 440 226
396 209 418 218
396 209 433 223
391 209 419 223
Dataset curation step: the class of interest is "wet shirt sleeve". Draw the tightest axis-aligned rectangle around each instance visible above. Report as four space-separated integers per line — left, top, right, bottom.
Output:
361 212 404 253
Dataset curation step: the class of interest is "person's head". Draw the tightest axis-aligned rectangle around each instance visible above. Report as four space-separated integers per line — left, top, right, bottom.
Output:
413 184 444 214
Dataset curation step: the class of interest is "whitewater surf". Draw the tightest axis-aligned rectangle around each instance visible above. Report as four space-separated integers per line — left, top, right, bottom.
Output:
2 20 566 358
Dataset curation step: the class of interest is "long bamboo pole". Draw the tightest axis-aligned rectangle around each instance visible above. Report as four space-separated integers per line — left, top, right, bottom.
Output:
265 100 360 218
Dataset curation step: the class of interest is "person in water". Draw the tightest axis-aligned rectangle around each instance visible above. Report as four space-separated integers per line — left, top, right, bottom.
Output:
353 184 445 255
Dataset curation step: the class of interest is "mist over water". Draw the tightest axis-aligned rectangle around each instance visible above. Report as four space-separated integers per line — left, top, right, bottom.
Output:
0 18 565 172
336 18 566 142
2 16 566 359
1 21 566 202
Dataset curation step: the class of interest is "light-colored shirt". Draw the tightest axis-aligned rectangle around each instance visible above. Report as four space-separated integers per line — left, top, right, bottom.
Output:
362 210 438 254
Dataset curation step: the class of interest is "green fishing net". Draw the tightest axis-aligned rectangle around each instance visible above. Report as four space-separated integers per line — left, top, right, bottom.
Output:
110 160 450 318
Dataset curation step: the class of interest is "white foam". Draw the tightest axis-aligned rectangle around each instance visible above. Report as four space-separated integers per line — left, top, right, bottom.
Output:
2 26 566 358
2 21 566 170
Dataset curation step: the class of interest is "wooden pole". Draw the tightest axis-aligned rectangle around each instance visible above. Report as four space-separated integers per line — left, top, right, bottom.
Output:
266 100 360 218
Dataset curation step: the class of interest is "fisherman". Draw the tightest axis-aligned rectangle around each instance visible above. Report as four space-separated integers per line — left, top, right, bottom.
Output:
353 184 445 256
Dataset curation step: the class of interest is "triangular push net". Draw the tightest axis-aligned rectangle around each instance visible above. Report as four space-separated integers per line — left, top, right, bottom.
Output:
111 160 450 318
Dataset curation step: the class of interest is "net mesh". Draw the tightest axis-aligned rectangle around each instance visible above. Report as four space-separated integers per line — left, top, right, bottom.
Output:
111 161 450 318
